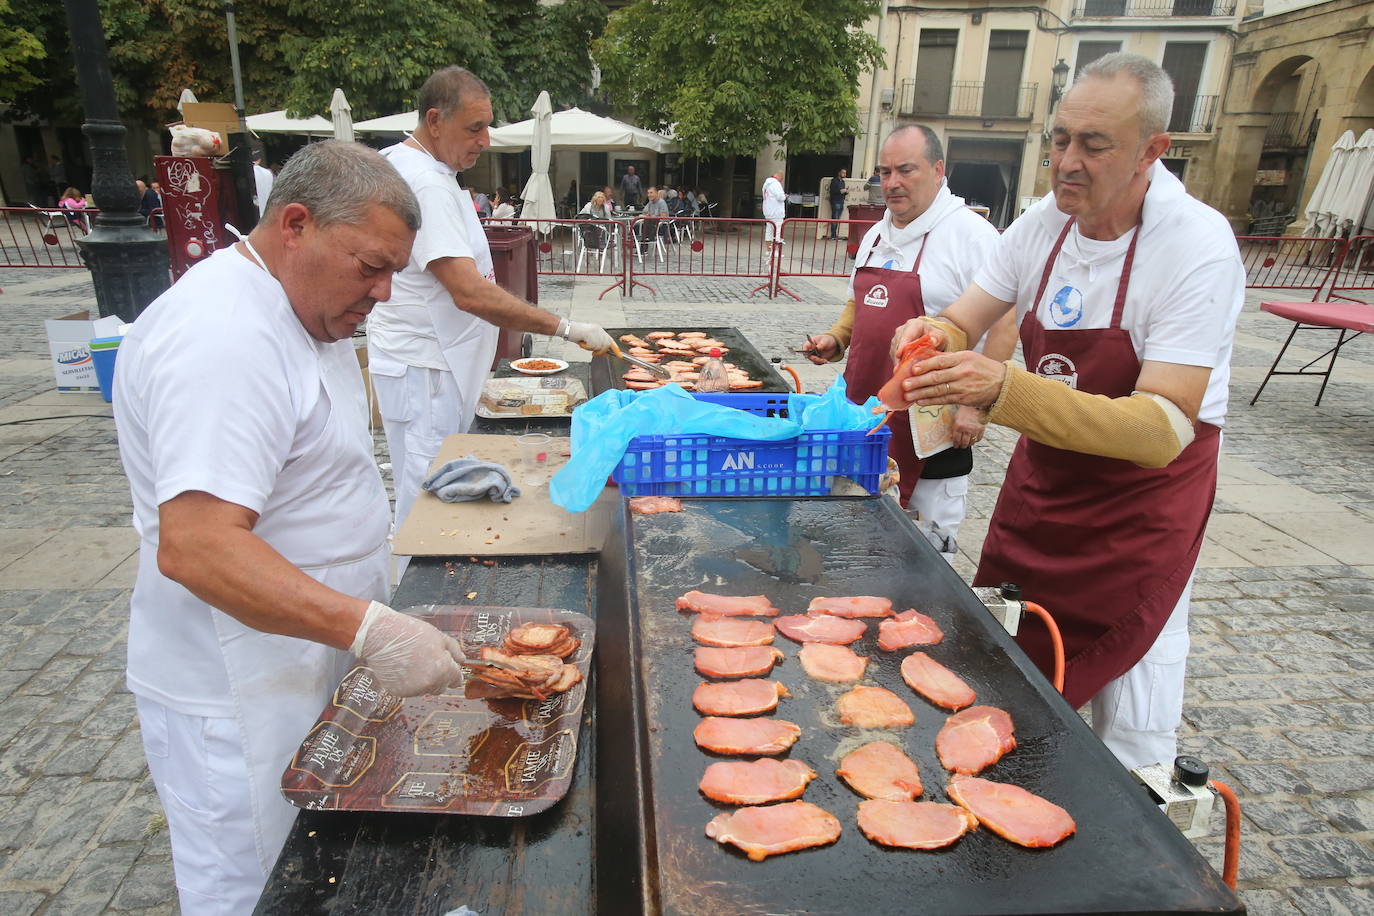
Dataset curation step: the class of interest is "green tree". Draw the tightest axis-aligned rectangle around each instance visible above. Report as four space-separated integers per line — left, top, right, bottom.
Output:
0 0 45 103
595 0 882 159
487 0 607 122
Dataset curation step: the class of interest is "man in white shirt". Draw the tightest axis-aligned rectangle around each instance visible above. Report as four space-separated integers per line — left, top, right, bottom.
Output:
252 148 273 218
806 125 1014 541
891 53 1245 771
114 141 471 915
367 67 613 536
761 168 786 249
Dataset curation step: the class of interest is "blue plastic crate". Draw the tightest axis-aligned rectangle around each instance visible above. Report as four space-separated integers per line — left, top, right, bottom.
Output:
613 393 890 497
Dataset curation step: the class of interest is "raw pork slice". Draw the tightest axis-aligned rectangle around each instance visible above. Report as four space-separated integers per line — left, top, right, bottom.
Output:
705 801 842 861
946 774 1076 848
901 652 976 710
775 613 867 645
699 758 817 805
877 609 945 651
797 643 868 682
693 679 789 716
936 705 1016 774
628 495 683 515
676 590 780 617
857 799 978 850
837 740 923 800
837 686 915 729
694 717 802 755
692 615 776 648
695 646 785 678
807 596 895 618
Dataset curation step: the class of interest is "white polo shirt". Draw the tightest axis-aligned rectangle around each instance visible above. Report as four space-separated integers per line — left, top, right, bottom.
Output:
976 161 1244 426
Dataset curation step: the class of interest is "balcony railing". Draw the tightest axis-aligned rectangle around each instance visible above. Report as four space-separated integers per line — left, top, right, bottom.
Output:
1264 112 1314 148
898 80 1039 120
1167 94 1218 134
1073 0 1236 16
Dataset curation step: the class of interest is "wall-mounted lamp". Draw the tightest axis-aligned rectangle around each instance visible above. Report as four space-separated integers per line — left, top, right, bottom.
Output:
1049 58 1071 111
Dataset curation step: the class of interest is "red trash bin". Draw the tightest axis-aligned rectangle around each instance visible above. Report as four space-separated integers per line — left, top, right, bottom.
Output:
845 204 886 258
485 226 538 368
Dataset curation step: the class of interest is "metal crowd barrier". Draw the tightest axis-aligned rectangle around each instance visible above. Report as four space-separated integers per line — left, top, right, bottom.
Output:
1327 235 1374 303
484 216 627 298
1235 234 1349 301
1 207 167 269
624 217 774 297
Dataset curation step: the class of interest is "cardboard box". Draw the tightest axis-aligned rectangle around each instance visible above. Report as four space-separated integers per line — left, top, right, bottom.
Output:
45 311 122 391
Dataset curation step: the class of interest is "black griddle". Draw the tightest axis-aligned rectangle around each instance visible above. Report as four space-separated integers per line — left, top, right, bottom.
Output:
590 326 791 394
595 497 1242 916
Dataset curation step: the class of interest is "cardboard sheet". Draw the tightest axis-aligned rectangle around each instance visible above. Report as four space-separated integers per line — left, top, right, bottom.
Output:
393 434 614 557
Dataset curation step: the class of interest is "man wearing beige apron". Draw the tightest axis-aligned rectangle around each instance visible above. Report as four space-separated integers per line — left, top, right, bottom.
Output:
890 53 1244 771
114 142 472 915
367 66 613 543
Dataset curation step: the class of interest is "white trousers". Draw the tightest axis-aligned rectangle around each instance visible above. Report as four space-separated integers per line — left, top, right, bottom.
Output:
1090 571 1194 772
910 474 969 542
136 696 274 916
764 215 784 243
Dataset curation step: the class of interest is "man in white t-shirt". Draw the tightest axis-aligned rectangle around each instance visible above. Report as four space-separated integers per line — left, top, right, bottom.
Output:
367 66 612 537
891 53 1244 771
805 125 1015 541
114 141 472 915
252 148 273 218
761 168 786 248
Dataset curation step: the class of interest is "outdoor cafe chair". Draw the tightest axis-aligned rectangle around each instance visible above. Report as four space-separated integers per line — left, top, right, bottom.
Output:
573 215 614 274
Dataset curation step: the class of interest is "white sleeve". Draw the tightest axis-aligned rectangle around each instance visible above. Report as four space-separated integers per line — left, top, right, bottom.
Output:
410 182 477 269
1140 257 1245 369
974 216 1036 305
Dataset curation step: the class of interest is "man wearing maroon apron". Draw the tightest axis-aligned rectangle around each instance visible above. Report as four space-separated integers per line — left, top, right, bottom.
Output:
805 125 1012 529
887 54 1244 770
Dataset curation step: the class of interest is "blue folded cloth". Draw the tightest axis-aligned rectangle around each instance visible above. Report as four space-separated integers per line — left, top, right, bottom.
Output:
422 457 521 503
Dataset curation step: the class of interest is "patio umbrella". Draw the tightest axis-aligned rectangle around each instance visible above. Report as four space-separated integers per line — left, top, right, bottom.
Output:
518 91 556 233
245 109 334 135
487 107 676 152
1332 128 1374 234
353 110 419 134
1302 129 1356 238
177 88 198 116
330 88 354 142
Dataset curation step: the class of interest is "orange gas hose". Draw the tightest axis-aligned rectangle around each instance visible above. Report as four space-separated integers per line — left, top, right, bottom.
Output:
1209 779 1241 890
1022 601 1065 694
782 364 803 393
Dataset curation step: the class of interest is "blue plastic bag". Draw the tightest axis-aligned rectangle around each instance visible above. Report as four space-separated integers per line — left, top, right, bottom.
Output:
549 385 802 512
787 375 881 431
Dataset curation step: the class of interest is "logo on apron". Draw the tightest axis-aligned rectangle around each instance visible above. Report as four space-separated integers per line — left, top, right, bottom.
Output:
863 284 890 308
1049 285 1084 327
1036 352 1079 388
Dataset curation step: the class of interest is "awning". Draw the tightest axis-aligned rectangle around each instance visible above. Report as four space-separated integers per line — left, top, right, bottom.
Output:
245 110 334 135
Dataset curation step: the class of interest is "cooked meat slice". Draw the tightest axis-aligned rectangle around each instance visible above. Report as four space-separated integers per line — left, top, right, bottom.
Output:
774 613 866 645
504 623 571 653
807 596 895 618
837 740 922 800
936 705 1016 774
729 379 763 390
837 686 915 729
857 799 978 850
619 333 648 346
646 330 677 340
705 801 841 861
544 635 580 659
692 615 776 648
877 609 945 651
676 590 780 617
624 379 663 390
694 717 802 755
693 679 790 716
623 369 658 382
628 495 683 515
946 774 1076 848
797 643 868 682
677 331 708 339
699 758 817 805
901 652 976 710
695 646 785 678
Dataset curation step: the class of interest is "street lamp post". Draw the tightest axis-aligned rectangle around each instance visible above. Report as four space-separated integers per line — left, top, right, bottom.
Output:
62 0 170 323
1049 59 1072 111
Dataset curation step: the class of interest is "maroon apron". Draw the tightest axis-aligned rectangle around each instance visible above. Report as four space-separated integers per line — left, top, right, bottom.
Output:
845 235 929 505
974 218 1221 707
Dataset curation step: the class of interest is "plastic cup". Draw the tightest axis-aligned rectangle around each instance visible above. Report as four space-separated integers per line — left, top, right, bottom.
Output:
516 433 552 486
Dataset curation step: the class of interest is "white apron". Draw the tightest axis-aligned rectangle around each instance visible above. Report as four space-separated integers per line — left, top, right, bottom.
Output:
430 191 500 432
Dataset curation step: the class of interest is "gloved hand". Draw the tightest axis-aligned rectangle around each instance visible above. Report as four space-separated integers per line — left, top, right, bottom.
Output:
350 601 464 697
423 457 520 502
561 319 614 354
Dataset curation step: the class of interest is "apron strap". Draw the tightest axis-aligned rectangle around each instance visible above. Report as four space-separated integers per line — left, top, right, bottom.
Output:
912 233 930 272
1110 226 1142 330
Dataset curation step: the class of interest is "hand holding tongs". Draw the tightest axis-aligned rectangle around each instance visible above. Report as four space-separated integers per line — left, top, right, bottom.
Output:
609 341 671 380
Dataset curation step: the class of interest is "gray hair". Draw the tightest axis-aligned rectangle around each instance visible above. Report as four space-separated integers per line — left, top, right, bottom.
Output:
265 140 420 231
1076 52 1174 139
885 124 944 166
417 66 490 122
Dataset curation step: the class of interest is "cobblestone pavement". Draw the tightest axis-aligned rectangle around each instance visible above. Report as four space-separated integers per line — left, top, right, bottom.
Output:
0 257 1371 914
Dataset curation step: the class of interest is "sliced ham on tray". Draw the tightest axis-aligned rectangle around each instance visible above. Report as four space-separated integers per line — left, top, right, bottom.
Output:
774 613 867 645
705 800 842 861
946 774 1076 848
836 686 915 729
857 799 979 851
836 740 923 800
693 679 790 717
628 495 683 515
877 609 945 651
901 651 976 710
694 717 802 756
807 596 895 618
936 705 1016 774
699 758 818 805
676 590 780 617
695 646 785 678
692 615 776 648
797 643 868 682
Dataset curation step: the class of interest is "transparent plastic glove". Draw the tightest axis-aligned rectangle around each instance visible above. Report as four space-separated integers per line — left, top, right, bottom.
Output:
349 601 464 697
562 320 614 354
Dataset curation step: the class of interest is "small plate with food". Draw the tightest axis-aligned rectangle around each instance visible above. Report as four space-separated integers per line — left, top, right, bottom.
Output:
511 357 569 376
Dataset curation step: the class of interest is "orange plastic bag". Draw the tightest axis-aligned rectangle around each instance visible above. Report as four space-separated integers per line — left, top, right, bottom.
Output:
875 333 940 410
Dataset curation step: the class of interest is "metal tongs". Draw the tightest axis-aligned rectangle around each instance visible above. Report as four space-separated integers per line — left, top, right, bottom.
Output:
452 644 525 675
609 342 671 380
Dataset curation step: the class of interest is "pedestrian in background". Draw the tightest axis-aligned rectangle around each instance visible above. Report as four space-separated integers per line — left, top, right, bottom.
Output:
620 164 643 208
828 167 849 239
